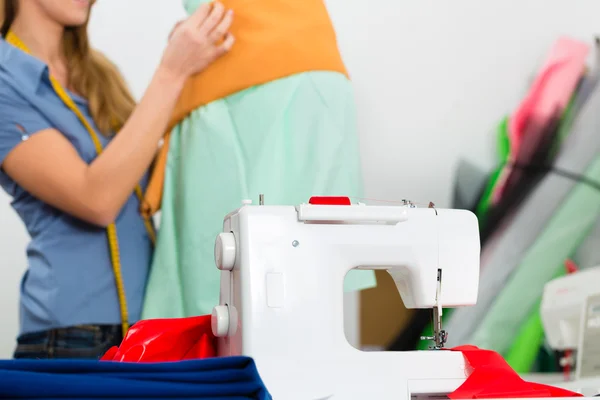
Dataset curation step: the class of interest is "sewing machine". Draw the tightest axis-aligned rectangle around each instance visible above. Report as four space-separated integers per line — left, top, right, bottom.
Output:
541 266 600 358
210 197 600 399
530 265 600 395
209 196 482 399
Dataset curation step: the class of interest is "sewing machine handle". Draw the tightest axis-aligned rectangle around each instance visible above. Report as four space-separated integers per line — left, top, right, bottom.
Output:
296 204 410 224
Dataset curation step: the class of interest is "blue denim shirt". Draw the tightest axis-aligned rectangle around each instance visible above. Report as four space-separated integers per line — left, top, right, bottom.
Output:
0 38 153 335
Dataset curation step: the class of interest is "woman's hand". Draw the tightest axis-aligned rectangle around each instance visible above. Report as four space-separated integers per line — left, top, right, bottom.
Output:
0 3 236 227
160 2 235 81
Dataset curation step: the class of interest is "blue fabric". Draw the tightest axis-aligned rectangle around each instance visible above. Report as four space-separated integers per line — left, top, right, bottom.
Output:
0 356 271 399
0 38 153 335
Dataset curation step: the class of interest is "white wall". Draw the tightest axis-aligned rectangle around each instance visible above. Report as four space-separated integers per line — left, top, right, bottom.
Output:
1 0 599 357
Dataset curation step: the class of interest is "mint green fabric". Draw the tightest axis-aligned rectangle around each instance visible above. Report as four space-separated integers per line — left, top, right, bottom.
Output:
503 265 565 373
469 154 600 355
141 72 377 319
183 0 205 14
503 302 545 373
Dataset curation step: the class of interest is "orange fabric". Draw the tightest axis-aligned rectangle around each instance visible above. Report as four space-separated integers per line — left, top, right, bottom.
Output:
141 0 349 218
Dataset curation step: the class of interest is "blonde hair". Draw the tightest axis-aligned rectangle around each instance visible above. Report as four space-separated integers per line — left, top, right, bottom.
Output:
1 0 136 136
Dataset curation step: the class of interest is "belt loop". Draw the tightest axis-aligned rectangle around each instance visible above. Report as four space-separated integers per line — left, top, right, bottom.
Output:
112 324 123 343
47 329 56 359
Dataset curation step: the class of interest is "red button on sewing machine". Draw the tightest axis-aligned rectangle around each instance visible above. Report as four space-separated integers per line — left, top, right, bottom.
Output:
308 196 351 205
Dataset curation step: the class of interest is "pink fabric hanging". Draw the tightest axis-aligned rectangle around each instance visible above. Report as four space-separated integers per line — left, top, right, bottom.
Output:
491 37 589 204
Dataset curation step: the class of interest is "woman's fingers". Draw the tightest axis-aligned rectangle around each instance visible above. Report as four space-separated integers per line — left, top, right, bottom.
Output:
215 33 236 57
159 1 235 79
168 21 184 40
198 2 227 36
177 2 232 45
208 9 234 44
186 2 212 27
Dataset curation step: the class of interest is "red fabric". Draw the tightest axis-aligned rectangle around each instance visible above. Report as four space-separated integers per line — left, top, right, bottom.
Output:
308 196 351 205
448 346 582 398
100 315 216 362
100 319 580 398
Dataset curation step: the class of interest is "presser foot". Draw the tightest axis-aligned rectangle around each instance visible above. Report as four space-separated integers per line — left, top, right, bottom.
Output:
420 329 447 350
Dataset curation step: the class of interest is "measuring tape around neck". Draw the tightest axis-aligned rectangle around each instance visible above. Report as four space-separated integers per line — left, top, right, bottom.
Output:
6 31 157 337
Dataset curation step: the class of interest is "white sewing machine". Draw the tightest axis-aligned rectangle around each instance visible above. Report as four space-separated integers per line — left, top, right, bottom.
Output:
529 265 600 395
541 266 600 357
208 196 585 399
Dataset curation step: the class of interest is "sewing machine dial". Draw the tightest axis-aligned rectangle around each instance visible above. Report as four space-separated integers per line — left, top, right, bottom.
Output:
215 232 237 271
212 305 230 337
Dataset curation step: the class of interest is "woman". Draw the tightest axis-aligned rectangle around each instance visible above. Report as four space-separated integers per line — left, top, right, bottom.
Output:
0 0 234 359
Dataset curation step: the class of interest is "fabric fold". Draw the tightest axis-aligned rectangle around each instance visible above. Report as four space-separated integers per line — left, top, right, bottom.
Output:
0 357 271 399
449 345 581 399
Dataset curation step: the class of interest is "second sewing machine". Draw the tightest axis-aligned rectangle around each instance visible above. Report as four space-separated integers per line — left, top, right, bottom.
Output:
208 196 578 399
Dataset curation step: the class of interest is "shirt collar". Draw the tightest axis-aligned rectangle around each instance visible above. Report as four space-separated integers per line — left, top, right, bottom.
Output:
0 37 50 94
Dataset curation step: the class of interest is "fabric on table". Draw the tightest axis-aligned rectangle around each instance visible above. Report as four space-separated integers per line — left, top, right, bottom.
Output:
101 315 216 362
0 356 271 399
448 345 581 399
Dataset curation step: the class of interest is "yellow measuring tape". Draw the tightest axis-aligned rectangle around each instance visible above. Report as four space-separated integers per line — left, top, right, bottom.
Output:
6 32 157 338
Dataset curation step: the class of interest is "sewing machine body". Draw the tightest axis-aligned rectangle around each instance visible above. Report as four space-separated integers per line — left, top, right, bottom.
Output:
211 200 484 399
541 265 600 351
529 266 600 395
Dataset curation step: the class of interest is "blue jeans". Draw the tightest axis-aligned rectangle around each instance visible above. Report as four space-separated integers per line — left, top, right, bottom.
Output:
13 325 123 360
